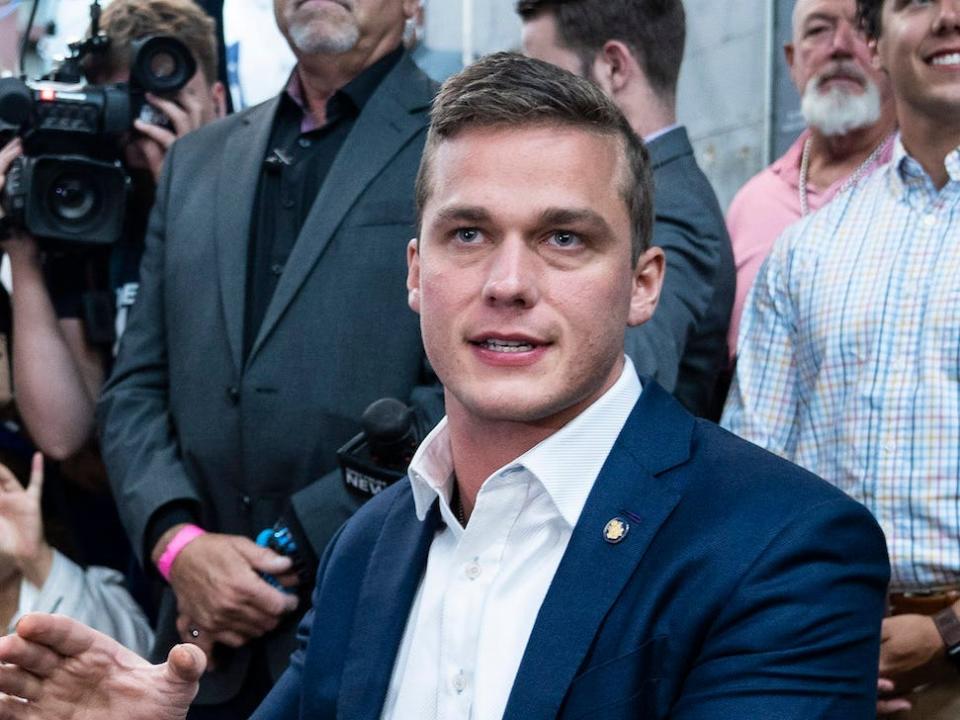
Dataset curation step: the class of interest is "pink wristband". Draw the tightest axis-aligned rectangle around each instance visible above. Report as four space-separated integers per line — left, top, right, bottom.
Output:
156 524 206 581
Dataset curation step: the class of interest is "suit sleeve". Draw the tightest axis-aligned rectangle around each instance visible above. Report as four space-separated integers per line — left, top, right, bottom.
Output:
670 496 890 719
624 195 723 392
96 139 202 564
720 229 801 457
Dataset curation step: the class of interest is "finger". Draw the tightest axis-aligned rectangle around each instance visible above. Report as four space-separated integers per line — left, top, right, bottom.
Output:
235 538 294 575
0 634 62 679
14 613 99 658
877 678 895 694
165 643 206 686
274 570 300 588
25 453 43 501
144 94 193 137
0 693 35 720
210 630 253 648
133 118 177 149
243 574 299 617
0 664 42 701
0 138 22 176
877 697 913 715
0 463 21 493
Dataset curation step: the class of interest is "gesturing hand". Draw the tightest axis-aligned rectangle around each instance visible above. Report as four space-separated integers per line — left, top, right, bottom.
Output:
0 613 204 720
128 89 215 183
0 454 52 588
166 532 298 647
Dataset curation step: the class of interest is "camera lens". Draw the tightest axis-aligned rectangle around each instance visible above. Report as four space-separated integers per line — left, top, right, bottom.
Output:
148 50 177 82
47 174 98 223
130 36 196 94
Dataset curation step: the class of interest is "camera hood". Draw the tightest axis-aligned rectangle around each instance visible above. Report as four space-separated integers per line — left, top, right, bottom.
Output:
129 35 197 95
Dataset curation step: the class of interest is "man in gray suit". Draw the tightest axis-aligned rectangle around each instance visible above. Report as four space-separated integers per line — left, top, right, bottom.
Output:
518 0 735 417
96 0 439 716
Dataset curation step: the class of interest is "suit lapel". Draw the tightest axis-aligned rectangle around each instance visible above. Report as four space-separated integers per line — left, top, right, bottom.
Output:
214 98 279 373
504 382 695 720
247 55 433 363
336 490 442 720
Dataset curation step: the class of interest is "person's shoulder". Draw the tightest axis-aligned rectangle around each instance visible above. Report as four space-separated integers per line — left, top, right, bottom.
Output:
173 96 278 153
685 419 878 526
727 164 780 220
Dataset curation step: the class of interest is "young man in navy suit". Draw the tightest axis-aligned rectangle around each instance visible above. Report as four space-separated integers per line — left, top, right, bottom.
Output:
0 53 889 720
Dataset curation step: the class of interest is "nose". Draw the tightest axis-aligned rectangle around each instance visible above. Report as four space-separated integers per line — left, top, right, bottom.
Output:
482 236 540 309
830 19 857 57
933 0 960 34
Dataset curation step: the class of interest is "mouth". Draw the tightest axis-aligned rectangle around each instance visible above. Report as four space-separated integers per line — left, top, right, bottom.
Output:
926 50 960 68
468 334 551 365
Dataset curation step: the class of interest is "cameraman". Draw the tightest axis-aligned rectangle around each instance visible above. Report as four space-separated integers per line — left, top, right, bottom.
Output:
0 0 226 460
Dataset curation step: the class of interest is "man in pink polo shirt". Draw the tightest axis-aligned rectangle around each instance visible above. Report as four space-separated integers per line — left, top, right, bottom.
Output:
726 0 896 357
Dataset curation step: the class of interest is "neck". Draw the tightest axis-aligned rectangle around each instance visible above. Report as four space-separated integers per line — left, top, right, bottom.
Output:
899 111 960 190
806 112 897 189
620 87 676 140
446 414 558 521
294 38 401 125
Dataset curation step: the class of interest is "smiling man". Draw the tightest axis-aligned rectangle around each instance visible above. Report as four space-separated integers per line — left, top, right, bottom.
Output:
0 53 888 720
725 0 897 357
724 0 960 716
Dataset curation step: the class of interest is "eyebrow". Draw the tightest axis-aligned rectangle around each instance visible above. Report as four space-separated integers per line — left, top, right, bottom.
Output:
539 207 615 236
433 205 493 225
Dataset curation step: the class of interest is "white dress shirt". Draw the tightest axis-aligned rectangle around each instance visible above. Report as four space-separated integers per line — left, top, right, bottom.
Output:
381 357 642 720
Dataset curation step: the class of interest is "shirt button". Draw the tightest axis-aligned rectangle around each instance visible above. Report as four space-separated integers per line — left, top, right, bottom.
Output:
241 495 252 511
226 386 240 405
282 197 295 209
452 670 466 694
270 263 284 276
298 137 311 148
923 214 936 227
465 562 481 580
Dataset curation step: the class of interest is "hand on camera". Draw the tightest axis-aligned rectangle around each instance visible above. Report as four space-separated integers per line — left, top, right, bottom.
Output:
0 139 36 253
128 87 212 183
157 529 299 649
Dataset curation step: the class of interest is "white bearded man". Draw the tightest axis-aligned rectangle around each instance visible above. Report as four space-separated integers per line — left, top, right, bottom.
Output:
725 0 896 358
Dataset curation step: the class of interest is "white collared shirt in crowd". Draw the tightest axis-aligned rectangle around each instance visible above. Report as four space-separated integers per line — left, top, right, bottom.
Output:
723 136 960 591
381 357 642 720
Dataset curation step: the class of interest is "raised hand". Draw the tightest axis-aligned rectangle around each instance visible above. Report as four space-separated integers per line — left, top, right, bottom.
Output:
0 454 52 588
0 613 204 720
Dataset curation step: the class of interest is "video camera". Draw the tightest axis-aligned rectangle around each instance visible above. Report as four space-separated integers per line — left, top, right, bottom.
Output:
0 1 196 248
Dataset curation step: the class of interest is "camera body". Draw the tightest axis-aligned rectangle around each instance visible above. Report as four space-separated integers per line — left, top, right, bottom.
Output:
0 32 196 247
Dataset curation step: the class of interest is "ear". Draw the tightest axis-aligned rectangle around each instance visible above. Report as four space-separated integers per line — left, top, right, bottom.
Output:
406 237 422 314
783 42 795 70
402 0 421 20
627 246 665 327
211 81 228 119
869 36 883 72
592 40 636 97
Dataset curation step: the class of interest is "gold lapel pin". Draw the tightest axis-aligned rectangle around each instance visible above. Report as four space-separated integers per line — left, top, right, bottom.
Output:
603 517 630 544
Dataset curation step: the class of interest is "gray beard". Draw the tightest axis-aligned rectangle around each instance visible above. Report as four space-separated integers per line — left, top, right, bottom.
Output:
801 80 882 137
288 20 360 55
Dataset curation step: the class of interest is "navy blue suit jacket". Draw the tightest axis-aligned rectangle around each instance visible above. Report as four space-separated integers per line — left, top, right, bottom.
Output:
251 382 889 719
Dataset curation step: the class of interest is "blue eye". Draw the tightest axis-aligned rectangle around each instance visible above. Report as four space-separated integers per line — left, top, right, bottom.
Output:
456 228 481 243
548 231 583 248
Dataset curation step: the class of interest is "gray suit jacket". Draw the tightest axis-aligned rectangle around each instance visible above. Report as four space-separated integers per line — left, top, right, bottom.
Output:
97 53 441 704
626 126 735 416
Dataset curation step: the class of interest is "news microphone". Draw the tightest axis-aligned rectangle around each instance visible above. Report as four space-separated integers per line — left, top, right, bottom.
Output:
337 398 419 497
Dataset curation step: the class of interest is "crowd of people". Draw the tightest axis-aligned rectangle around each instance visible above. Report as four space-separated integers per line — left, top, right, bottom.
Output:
0 0 955 718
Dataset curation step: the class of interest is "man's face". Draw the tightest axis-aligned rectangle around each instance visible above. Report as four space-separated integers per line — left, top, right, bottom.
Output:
408 124 662 430
873 0 960 124
788 0 889 127
274 0 415 57
521 11 586 77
